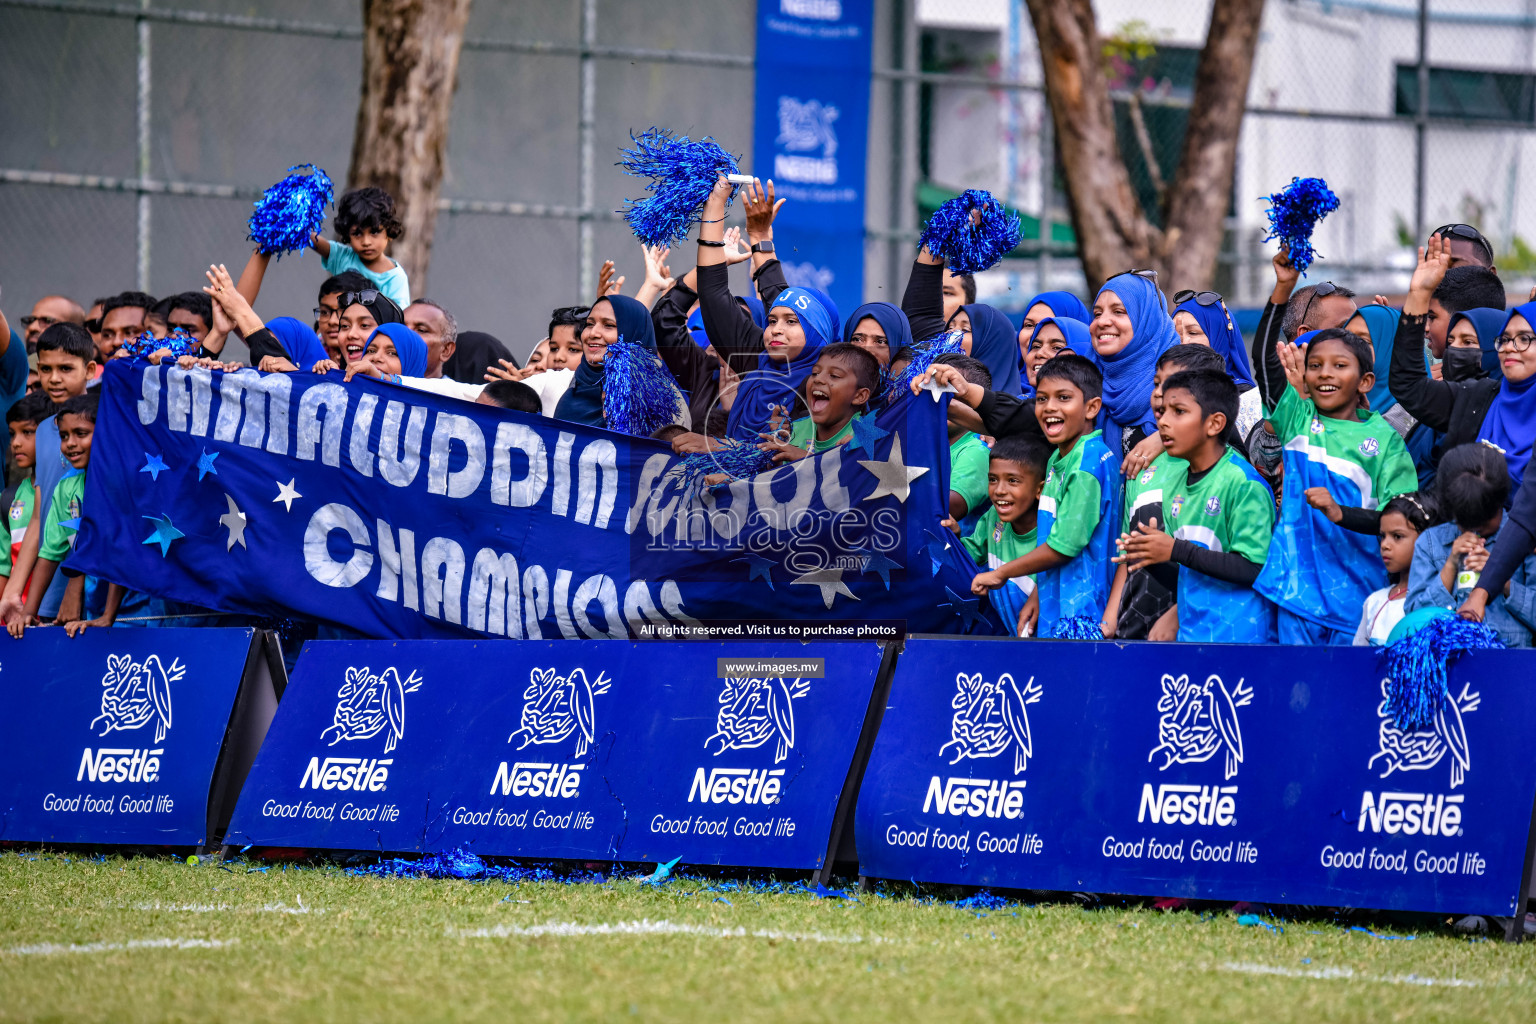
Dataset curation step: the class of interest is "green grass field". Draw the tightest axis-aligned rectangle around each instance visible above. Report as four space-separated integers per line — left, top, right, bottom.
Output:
1 850 1532 1022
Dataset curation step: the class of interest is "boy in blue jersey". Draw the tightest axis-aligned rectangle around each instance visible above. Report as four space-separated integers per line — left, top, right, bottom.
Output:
1115 369 1276 643
968 354 1121 637
1255 327 1418 644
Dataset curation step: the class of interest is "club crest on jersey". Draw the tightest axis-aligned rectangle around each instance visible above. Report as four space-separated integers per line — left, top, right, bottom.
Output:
1139 468 1156 484
1170 495 1184 517
1359 437 1379 457
1309 417 1325 434
1204 495 1221 516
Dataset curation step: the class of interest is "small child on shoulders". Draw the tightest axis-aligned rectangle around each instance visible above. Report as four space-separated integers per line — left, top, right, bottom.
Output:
957 433 1052 635
1256 327 1417 645
1351 492 1436 645
310 186 411 309
761 342 880 461
1407 443 1536 648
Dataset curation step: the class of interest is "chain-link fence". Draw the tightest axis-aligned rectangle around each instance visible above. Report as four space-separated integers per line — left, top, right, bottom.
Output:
5 0 1536 359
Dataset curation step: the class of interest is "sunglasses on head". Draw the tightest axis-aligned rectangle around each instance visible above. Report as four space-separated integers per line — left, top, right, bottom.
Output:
1430 223 1494 260
340 289 381 308
1298 281 1343 330
1172 290 1224 308
1113 269 1166 312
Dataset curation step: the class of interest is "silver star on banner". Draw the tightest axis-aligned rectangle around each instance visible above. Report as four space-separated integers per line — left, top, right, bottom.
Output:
273 478 302 512
791 567 859 609
857 434 929 503
219 493 249 551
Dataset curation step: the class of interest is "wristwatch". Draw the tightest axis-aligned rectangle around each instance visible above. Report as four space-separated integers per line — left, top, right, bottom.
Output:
750 240 775 255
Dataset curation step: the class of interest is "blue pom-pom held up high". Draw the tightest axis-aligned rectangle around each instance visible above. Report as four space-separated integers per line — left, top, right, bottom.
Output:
1262 176 1340 274
917 189 1022 274
618 129 742 248
247 164 334 258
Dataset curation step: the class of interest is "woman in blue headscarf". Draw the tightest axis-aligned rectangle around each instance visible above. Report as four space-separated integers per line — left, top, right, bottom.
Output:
725 286 835 443
554 294 688 436
1017 290 1091 366
950 302 1024 397
1092 272 1178 454
1171 291 1254 389
248 316 329 372
843 301 913 368
1348 304 1406 414
360 322 429 378
1022 316 1094 400
1444 308 1508 382
1476 303 1536 489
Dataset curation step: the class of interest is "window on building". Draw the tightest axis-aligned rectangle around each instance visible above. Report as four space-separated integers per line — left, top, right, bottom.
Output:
1394 64 1536 123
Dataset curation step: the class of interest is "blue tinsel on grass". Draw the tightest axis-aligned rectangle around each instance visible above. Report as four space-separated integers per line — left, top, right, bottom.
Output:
882 330 966 403
603 341 681 438
617 129 742 247
1379 614 1504 731
247 164 334 258
917 189 1022 274
118 328 202 363
1261 177 1340 274
1050 615 1104 640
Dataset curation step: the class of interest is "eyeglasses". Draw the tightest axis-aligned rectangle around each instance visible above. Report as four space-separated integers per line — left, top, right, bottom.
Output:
313 306 341 321
1172 290 1223 308
1496 332 1535 352
18 315 61 328
84 318 102 332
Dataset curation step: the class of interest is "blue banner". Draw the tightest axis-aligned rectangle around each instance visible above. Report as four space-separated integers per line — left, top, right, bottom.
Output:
0 628 257 845
68 363 998 640
226 640 883 868
754 0 873 317
856 639 1536 916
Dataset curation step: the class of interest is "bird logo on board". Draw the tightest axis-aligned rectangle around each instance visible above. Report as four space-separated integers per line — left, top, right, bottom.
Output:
508 667 613 759
1368 677 1479 789
776 96 839 158
706 677 810 763
939 672 1043 775
1359 437 1379 457
91 654 183 745
321 666 423 754
1148 673 1253 780
1204 495 1221 516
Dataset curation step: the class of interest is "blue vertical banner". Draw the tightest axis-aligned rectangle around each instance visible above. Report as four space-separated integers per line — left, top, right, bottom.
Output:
754 0 873 317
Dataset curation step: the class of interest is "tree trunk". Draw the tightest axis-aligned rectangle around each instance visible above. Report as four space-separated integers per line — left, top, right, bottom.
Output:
1160 0 1266 292
1023 0 1153 291
349 0 473 296
1022 0 1265 293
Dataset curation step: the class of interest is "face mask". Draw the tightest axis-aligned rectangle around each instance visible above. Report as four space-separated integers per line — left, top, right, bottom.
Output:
1441 346 1486 383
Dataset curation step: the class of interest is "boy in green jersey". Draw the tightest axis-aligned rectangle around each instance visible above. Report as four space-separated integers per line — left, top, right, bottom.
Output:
770 343 880 459
0 392 56 593
931 352 995 522
958 433 1053 634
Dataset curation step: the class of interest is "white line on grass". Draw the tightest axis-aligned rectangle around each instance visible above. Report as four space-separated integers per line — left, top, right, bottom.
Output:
4 938 238 957
453 919 888 945
1219 961 1484 987
129 901 322 914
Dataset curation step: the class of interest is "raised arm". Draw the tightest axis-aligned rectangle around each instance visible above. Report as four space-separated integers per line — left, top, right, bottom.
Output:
1253 250 1299 411
902 246 948 342
1390 236 1457 432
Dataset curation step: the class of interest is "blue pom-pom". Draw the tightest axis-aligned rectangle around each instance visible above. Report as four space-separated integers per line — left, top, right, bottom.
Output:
881 330 966 403
603 340 682 438
678 438 776 492
1379 614 1503 731
617 129 742 247
1049 615 1104 640
247 164 333 258
1261 176 1340 274
118 328 202 363
918 189 1022 274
